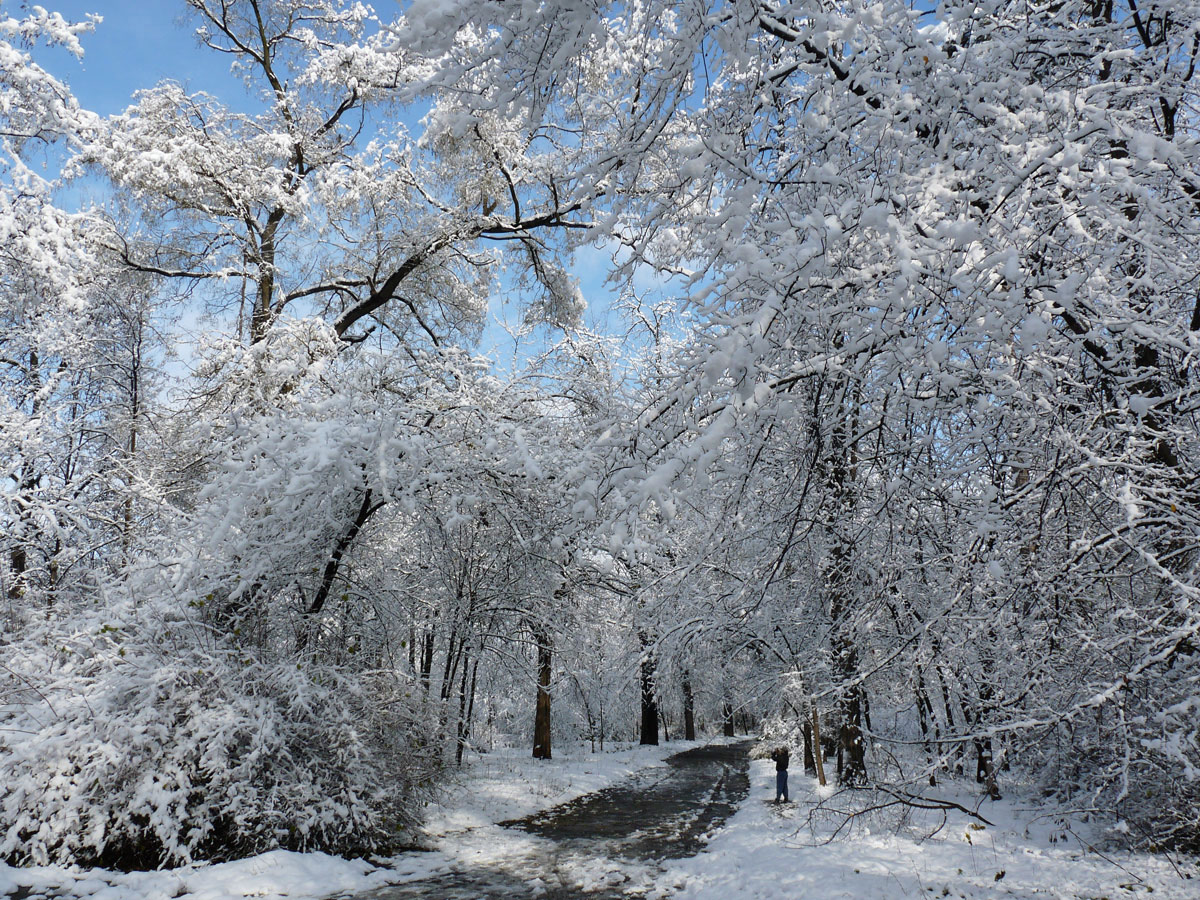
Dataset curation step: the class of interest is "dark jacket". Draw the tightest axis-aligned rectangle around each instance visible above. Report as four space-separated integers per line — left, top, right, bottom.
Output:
771 748 789 771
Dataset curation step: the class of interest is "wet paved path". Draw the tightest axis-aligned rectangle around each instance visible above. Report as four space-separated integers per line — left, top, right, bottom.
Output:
353 741 751 900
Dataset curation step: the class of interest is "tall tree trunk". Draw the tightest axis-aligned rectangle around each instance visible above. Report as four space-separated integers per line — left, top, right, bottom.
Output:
836 638 869 786
722 701 735 737
462 657 479 755
825 380 868 786
972 663 1002 800
7 544 26 602
916 671 938 786
639 633 659 746
932 664 963 774
9 349 38 603
802 721 816 775
122 394 138 557
811 705 827 787
121 308 143 561
682 675 696 741
455 650 473 766
440 627 461 703
249 207 286 343
420 630 435 692
532 627 553 759
975 737 1000 799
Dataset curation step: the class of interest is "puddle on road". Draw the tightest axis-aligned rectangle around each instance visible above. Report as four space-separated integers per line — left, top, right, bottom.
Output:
352 741 751 900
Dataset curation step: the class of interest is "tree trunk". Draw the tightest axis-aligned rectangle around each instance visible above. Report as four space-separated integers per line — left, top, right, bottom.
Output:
440 627 461 703
811 706 827 787
249 207 286 343
639 635 659 746
972 667 1001 799
455 651 473 766
916 671 938 787
822 369 869 786
837 660 869 786
975 737 1001 799
802 721 816 775
532 628 553 759
420 630 435 692
122 377 139 557
722 701 735 737
10 351 37 603
7 544 26 603
935 664 964 775
682 675 696 741
465 658 479 733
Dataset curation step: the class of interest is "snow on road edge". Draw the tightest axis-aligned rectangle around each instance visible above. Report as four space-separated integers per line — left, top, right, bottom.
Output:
653 758 1200 900
0 738 711 900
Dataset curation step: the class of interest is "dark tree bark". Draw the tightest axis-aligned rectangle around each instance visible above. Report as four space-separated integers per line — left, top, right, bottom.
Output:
975 737 1000 799
420 630 435 691
7 545 26 603
802 721 816 775
823 378 869 787
533 627 553 759
455 652 476 766
682 675 697 741
811 706 828 787
439 630 457 702
971 665 1002 799
722 701 735 737
8 350 38 604
836 640 869 786
464 659 479 737
639 634 659 746
121 314 142 559
916 671 938 786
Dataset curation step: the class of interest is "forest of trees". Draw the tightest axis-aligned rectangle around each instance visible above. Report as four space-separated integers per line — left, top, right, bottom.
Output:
2 0 1199 870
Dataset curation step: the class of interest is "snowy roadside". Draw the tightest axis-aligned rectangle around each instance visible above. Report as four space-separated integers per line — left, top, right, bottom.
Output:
9 743 1186 900
653 758 1200 900
0 738 704 900
384 736 734 894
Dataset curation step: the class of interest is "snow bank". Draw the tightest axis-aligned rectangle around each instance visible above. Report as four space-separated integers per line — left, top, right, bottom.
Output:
0 850 403 900
654 759 1200 900
0 738 702 900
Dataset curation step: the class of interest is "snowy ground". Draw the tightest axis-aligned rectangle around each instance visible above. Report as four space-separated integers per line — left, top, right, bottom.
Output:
2 744 1197 900
0 739 695 900
654 758 1200 900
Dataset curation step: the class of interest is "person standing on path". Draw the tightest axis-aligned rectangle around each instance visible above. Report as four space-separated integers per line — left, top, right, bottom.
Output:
771 745 789 802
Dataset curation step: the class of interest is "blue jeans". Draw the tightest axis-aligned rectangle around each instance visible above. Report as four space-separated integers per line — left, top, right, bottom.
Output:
775 770 788 802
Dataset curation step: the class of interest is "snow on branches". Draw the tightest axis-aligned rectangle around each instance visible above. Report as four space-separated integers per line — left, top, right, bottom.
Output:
6 0 1200 866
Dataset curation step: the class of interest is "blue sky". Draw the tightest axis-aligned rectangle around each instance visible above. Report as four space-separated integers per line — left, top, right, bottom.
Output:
23 1 663 373
28 0 249 115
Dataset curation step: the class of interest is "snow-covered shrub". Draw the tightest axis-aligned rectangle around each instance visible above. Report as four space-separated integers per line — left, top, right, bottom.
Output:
0 596 431 868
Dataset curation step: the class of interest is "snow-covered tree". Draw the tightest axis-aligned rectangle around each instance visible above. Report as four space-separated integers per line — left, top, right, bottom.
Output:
7 0 1200 865
423 0 1200 847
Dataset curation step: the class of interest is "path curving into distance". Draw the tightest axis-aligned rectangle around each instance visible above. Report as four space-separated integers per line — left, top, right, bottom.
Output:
352 740 752 900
